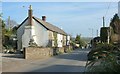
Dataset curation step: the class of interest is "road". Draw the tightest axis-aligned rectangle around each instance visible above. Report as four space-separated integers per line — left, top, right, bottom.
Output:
2 48 90 72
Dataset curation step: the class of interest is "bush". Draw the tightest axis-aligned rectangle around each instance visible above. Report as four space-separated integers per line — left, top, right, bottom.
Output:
87 43 119 60
86 43 120 72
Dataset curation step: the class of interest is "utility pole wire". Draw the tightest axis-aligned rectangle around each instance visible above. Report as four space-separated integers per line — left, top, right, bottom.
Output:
88 28 93 38
102 2 111 27
104 2 111 18
104 2 111 44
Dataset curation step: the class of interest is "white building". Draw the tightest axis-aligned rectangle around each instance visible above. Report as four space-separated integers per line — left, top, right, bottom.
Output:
17 5 70 51
118 1 120 18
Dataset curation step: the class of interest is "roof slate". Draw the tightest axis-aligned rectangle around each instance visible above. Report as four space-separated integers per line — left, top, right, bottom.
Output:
33 17 67 35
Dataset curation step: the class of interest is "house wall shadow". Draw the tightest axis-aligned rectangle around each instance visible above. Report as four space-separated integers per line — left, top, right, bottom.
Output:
2 54 24 59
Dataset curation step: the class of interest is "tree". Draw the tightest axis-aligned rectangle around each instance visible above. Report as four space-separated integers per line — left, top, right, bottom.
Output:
110 14 120 43
75 35 86 48
110 14 119 23
110 14 120 34
5 16 18 30
2 19 6 45
0 13 2 18
12 26 18 35
75 35 81 44
1 16 18 51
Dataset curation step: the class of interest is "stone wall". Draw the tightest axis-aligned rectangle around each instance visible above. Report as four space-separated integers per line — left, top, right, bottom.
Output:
57 46 73 53
24 47 53 59
65 46 73 52
23 45 73 59
58 47 65 53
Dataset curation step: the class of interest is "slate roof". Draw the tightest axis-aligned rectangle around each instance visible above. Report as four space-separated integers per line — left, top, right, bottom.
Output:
33 17 67 35
18 16 67 35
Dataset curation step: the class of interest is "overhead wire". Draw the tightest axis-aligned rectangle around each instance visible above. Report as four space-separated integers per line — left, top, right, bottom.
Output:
104 2 111 18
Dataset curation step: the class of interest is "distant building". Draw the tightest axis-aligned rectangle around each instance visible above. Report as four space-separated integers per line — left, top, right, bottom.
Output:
17 5 70 51
118 1 120 18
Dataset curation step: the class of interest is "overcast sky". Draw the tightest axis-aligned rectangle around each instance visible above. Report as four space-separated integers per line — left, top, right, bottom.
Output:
2 2 118 37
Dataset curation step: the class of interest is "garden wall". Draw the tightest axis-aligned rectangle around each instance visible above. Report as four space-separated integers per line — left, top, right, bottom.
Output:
23 45 73 59
24 47 53 59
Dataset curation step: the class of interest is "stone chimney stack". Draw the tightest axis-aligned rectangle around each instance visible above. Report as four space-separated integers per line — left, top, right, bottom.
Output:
42 16 46 22
28 5 33 25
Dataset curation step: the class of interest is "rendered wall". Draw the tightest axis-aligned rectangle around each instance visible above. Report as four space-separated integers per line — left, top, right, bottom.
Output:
17 19 29 50
17 18 49 51
22 26 32 49
57 34 63 47
32 19 49 47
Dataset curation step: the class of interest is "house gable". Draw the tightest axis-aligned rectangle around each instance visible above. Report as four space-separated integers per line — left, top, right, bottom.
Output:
32 18 49 47
17 17 28 29
33 17 67 35
33 17 49 30
17 16 67 36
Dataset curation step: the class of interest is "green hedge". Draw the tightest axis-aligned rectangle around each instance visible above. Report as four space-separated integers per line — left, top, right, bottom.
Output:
100 27 109 43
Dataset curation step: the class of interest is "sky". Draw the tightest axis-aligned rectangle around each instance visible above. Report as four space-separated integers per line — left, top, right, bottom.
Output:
2 0 120 2
2 2 118 37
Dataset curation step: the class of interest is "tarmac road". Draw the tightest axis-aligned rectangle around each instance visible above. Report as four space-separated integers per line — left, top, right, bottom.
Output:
2 48 90 72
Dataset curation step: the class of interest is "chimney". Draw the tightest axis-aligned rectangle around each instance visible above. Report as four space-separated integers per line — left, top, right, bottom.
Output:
42 16 46 22
28 5 33 25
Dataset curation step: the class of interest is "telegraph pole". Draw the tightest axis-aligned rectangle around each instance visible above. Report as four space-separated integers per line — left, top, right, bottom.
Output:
96 29 98 37
8 16 11 31
107 28 110 44
89 28 93 38
103 16 105 27
103 16 109 44
92 29 93 38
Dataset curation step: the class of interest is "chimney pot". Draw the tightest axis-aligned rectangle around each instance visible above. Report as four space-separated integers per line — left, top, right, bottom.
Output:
29 5 32 10
42 16 46 22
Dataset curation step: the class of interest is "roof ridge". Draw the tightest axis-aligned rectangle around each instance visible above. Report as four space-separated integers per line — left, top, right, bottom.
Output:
17 16 67 35
33 16 67 35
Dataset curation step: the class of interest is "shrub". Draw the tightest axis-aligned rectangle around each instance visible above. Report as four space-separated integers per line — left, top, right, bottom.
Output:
87 43 119 61
86 43 120 72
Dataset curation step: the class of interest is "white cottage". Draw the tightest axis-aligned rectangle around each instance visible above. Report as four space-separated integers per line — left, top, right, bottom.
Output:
17 5 70 51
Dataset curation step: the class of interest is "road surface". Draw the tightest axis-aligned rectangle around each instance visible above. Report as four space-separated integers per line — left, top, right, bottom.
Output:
2 48 90 72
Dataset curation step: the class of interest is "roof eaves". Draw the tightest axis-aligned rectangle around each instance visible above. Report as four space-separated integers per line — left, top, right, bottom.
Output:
33 17 49 30
17 17 28 29
33 16 67 35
